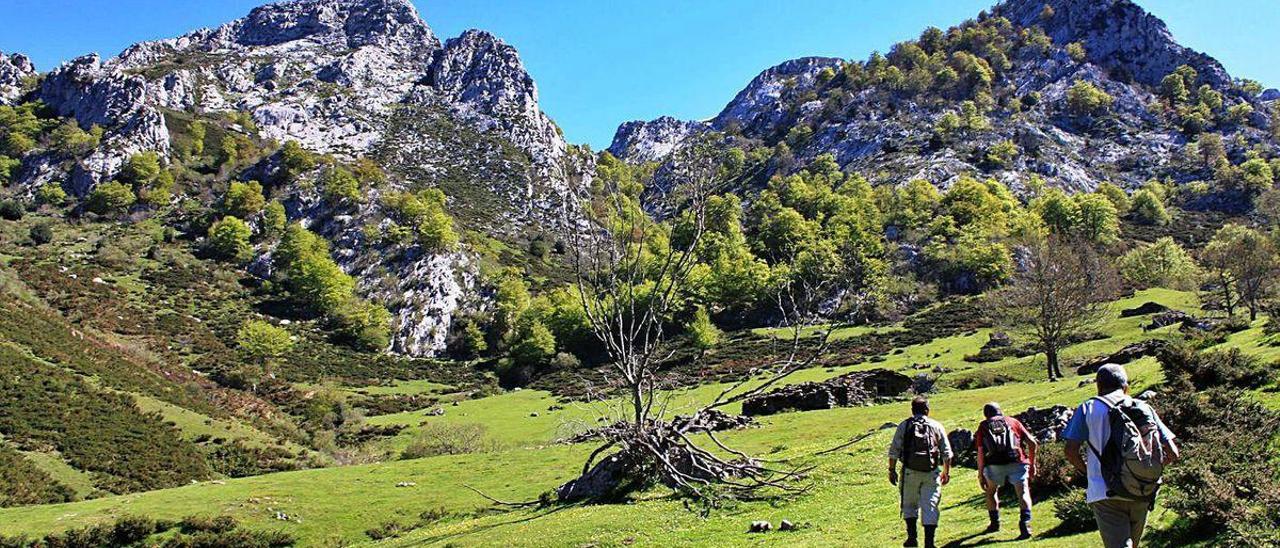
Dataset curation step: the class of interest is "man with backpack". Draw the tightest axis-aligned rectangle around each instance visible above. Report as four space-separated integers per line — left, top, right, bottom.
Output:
888 396 953 548
975 402 1038 539
1063 364 1180 548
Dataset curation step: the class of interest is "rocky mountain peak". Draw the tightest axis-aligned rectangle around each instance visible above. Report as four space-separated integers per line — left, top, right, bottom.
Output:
993 0 1230 88
232 0 434 50
0 51 36 105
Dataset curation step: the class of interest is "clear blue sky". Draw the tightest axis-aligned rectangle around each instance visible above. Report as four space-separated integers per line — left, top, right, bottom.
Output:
1 0 1275 149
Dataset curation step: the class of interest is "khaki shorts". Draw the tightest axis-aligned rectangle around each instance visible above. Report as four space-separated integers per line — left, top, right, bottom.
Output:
900 468 942 525
1091 498 1150 548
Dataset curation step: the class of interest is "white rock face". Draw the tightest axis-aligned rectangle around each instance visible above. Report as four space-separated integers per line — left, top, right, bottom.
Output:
0 51 36 105
608 116 708 164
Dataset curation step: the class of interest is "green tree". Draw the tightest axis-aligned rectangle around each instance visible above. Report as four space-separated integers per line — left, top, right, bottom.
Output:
1237 158 1274 194
279 140 316 181
984 139 1019 169
276 224 356 314
237 320 294 365
188 121 206 157
1034 188 1079 235
263 201 287 236
1131 189 1171 225
1065 80 1114 116
1119 237 1201 290
206 216 253 263
1066 42 1087 63
332 300 392 351
686 306 722 353
35 183 68 207
1073 192 1120 245
0 155 18 184
321 165 360 203
1096 182 1131 213
224 180 266 218
120 151 162 187
85 181 136 215
1202 224 1279 321
510 320 555 367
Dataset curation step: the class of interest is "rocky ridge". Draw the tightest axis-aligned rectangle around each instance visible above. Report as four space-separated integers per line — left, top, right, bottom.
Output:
0 51 36 105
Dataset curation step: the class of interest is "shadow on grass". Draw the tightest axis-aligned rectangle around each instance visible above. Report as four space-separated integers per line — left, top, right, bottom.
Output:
408 504 575 545
941 531 1022 548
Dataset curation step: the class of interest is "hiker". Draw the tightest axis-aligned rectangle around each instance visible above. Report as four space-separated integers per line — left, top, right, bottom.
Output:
975 402 1038 539
1063 364 1179 548
888 396 953 548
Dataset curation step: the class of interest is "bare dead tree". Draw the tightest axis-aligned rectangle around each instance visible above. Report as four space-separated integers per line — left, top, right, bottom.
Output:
989 234 1119 381
550 139 869 505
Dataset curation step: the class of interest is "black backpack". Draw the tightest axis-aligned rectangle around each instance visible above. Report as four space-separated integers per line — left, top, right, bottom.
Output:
980 416 1021 466
902 416 940 472
1089 396 1166 503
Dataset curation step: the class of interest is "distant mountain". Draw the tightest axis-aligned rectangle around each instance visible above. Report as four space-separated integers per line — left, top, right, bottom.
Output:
610 0 1276 196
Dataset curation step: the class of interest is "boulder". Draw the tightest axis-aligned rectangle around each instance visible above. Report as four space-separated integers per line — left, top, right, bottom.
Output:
949 428 976 468
1120 301 1169 318
984 331 1013 348
741 369 912 417
1012 405 1074 443
1076 339 1170 376
1146 311 1212 332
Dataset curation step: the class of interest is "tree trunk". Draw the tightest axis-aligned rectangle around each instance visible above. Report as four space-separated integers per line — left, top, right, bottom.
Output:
1046 346 1059 381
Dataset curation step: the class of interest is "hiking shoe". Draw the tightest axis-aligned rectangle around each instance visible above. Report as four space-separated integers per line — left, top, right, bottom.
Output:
984 521 1000 534
902 539 918 548
1017 526 1032 540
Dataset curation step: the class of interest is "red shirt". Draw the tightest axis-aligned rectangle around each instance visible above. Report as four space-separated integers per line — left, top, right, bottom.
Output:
975 416 1033 465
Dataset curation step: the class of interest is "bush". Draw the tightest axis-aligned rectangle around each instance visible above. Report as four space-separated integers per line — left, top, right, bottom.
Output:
1160 390 1280 545
401 423 496 459
222 180 265 218
1118 237 1200 290
1158 343 1274 391
28 223 53 245
1052 490 1096 533
1029 443 1086 500
0 199 23 220
236 320 294 363
331 299 392 352
1130 189 1170 225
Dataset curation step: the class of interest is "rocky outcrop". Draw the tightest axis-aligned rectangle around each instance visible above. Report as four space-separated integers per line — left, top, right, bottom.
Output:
36 54 171 195
0 51 35 105
1120 301 1170 318
949 429 977 468
994 0 1231 88
741 369 912 416
712 57 843 136
608 116 708 164
1075 339 1171 375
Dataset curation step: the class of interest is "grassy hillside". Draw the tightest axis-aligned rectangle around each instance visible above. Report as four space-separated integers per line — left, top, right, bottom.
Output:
2 289 1270 546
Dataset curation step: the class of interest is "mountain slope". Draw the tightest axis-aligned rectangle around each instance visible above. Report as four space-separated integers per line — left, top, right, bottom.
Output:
3 0 592 357
610 0 1275 196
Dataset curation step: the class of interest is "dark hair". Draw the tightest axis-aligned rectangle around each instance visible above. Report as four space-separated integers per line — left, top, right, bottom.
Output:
911 396 930 416
983 402 1002 418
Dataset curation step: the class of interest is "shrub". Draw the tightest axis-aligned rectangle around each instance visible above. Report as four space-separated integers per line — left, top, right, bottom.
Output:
984 139 1019 169
237 320 294 363
1159 390 1280 546
331 299 392 352
1130 188 1170 225
510 320 556 367
0 199 23 220
320 164 360 203
28 223 53 245
279 140 317 181
262 201 287 235
401 423 496 459
85 181 136 215
1065 42 1087 63
1029 443 1086 500
1052 490 1096 533
1158 343 1274 391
